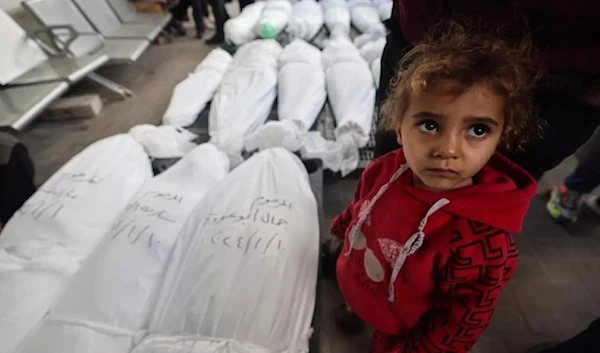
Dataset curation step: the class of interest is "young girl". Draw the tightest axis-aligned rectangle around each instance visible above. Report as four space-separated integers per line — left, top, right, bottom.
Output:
330 24 541 352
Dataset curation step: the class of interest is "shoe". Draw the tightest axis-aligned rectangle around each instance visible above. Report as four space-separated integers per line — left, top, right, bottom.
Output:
525 342 559 353
205 33 224 45
173 22 187 36
195 32 204 39
546 185 583 224
584 195 600 217
334 303 366 336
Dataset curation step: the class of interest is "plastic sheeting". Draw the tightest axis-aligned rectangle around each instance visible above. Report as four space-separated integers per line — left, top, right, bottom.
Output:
0 135 152 353
322 0 350 35
130 125 199 159
209 40 282 166
162 49 233 127
255 0 292 39
224 2 265 46
245 40 326 153
132 148 319 353
14 144 230 353
307 33 375 176
286 0 323 42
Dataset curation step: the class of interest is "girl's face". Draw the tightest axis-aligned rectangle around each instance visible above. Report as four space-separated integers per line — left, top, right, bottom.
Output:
397 80 505 192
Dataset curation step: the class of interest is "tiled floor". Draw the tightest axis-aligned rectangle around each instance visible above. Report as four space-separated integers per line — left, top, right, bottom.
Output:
14 32 600 353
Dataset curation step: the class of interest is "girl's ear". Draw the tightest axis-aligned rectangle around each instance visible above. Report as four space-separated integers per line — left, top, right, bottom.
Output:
500 125 514 149
395 128 402 146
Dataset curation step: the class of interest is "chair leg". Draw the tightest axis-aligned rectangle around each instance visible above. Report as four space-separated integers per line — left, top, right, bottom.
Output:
87 73 134 99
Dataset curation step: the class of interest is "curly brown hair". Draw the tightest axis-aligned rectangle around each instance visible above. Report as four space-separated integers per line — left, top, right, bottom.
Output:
380 22 544 152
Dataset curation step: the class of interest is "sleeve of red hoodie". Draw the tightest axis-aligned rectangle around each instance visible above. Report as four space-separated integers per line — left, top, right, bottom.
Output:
329 177 363 239
378 219 519 353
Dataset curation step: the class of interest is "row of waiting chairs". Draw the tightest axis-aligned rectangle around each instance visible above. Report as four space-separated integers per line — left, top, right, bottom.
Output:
0 0 172 131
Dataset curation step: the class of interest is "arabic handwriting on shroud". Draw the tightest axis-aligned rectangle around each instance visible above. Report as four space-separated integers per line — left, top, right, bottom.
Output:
206 230 283 254
203 196 291 227
16 171 103 221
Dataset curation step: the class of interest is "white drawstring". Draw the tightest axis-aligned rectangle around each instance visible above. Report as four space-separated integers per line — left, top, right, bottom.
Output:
343 163 452 301
388 198 450 302
346 164 410 256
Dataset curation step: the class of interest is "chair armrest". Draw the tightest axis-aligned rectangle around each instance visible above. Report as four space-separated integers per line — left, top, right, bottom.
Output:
27 25 81 57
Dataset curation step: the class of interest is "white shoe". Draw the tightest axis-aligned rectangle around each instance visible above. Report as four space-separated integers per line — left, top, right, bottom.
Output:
584 195 600 217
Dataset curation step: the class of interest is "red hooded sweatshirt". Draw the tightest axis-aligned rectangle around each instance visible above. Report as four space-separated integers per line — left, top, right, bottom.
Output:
331 149 537 353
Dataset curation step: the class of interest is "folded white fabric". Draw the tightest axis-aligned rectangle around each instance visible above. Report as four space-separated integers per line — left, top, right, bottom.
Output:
14 144 230 353
322 0 350 35
255 0 292 39
358 37 386 65
224 2 265 46
138 148 319 353
209 40 282 166
316 34 375 175
348 0 383 34
129 125 198 159
162 49 233 127
371 58 381 88
372 0 393 21
286 0 323 41
0 135 151 353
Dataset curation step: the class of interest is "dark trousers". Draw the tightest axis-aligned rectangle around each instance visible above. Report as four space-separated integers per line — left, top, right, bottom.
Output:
208 0 229 35
375 27 600 181
0 144 36 225
540 318 600 353
171 0 228 35
238 0 254 10
171 0 206 34
564 165 600 194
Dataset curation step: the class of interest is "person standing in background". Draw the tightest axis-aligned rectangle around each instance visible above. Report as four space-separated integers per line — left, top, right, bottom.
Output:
169 0 229 43
375 0 600 181
0 132 36 227
170 0 206 38
204 0 229 44
546 127 600 224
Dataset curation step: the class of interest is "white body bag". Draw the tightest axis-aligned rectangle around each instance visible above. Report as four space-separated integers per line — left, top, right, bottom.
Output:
133 148 319 353
245 40 326 153
0 134 151 353
286 0 323 41
14 144 230 353
162 49 233 127
209 40 282 166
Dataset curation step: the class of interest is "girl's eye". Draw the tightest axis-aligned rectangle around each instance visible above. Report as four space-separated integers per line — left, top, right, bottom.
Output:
418 120 438 133
467 124 490 138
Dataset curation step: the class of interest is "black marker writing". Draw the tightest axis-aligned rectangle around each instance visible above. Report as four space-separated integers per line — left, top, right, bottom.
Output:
125 201 176 224
203 196 291 227
142 191 184 204
205 230 282 254
111 218 161 248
